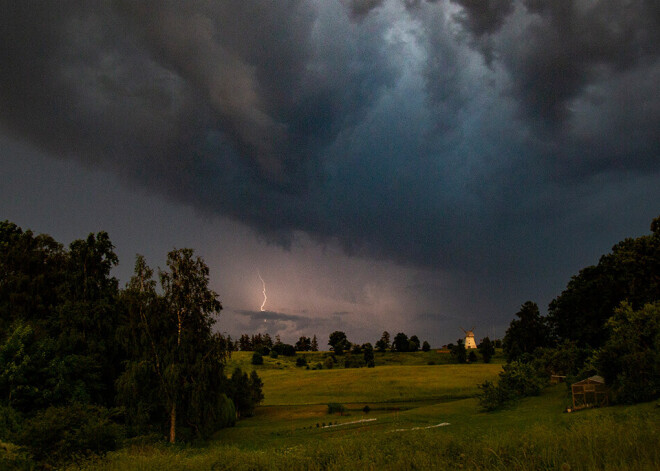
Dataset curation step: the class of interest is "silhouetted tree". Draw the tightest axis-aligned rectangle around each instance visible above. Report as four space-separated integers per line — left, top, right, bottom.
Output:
392 333 409 352
478 337 495 363
503 301 552 362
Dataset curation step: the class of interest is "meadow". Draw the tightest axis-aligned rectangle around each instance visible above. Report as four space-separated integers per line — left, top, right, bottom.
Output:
71 352 660 471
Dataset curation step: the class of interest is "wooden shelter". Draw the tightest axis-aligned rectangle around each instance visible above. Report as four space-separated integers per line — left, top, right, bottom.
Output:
571 376 608 410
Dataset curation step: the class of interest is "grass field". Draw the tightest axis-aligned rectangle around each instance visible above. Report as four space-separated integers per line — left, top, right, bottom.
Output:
70 352 660 471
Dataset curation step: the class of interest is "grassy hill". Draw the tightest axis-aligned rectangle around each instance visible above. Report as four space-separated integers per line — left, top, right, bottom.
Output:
70 352 660 471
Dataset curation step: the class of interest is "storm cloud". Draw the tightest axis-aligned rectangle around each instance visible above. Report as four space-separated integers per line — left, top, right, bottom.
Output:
1 1 658 340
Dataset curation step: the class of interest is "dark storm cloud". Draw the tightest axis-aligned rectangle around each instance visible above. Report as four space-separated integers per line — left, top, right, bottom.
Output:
504 0 659 125
0 0 658 302
233 309 345 334
450 0 514 37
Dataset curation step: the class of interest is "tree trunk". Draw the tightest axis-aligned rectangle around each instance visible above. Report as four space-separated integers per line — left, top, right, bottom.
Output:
169 402 176 443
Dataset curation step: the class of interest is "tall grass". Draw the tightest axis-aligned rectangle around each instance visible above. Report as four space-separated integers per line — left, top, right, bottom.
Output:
71 402 659 470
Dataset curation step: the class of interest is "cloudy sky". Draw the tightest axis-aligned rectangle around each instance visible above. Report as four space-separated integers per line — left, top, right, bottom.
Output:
1 0 658 347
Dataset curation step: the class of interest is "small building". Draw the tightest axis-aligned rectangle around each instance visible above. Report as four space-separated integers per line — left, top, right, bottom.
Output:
462 328 477 349
571 376 608 410
550 375 567 384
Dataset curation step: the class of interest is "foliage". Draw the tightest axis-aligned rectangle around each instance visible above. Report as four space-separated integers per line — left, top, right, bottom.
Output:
409 335 420 352
422 341 431 352
468 351 478 363
229 368 264 418
0 405 21 442
116 251 228 443
547 215 660 348
15 403 123 466
295 356 307 367
392 332 409 352
375 331 390 352
596 302 660 404
251 352 264 365
328 331 350 354
478 337 495 363
363 343 375 367
451 339 467 363
478 361 546 411
295 336 312 351
327 403 345 415
503 301 552 361
531 340 591 377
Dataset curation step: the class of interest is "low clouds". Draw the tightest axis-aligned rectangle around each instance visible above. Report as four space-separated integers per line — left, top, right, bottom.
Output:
0 0 658 326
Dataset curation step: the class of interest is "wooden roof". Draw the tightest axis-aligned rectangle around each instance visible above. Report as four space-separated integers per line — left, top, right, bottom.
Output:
572 375 605 386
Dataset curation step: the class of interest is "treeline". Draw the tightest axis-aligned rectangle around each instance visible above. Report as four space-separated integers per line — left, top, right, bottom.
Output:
480 215 660 410
0 221 263 467
231 333 320 353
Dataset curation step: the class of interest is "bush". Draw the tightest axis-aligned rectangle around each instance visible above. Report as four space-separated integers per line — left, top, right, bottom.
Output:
217 394 236 429
597 302 660 404
327 403 345 415
296 356 307 367
468 351 478 363
15 404 123 466
477 361 546 411
282 344 296 356
269 350 279 359
362 405 371 413
251 352 264 365
0 405 21 442
323 357 334 369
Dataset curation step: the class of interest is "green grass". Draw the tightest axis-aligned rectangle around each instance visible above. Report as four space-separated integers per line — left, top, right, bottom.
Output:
69 354 660 470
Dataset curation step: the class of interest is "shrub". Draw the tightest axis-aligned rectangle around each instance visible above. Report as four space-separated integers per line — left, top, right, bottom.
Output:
468 351 478 363
15 404 123 466
296 356 307 367
269 350 279 359
323 357 334 369
362 405 371 413
597 302 660 404
0 405 21 442
282 344 296 356
251 352 264 365
478 361 546 411
327 403 345 415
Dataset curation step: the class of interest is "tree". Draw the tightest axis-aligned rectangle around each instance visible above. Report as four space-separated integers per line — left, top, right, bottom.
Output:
478 337 495 363
238 334 252 351
503 301 552 362
468 351 478 363
118 250 224 443
363 343 375 367
295 336 312 351
422 341 431 352
547 216 660 348
375 331 390 352
251 352 263 365
311 335 319 351
451 339 467 363
409 335 420 352
328 331 349 353
596 302 660 404
229 368 264 418
392 333 409 352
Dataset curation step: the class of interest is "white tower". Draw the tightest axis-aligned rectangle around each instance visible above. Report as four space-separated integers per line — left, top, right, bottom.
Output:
462 327 477 349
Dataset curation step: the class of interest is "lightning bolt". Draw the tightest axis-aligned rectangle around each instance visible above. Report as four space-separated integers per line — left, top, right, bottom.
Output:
257 270 267 312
